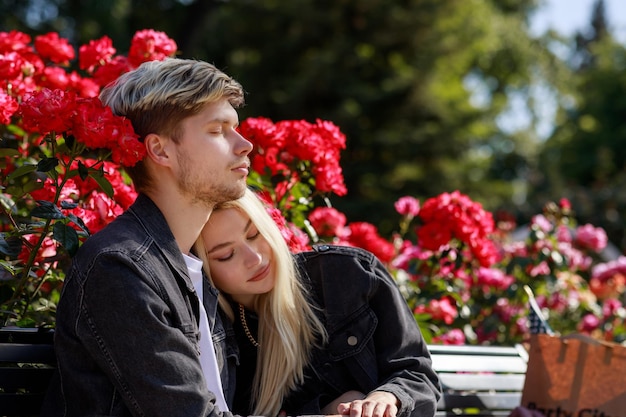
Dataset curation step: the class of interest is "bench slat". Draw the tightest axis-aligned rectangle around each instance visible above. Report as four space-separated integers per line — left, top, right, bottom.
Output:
438 392 522 410
431 354 527 373
438 373 525 391
0 343 56 363
429 344 527 358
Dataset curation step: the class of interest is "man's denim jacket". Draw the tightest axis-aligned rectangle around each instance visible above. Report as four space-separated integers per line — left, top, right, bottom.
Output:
283 245 442 417
42 194 238 417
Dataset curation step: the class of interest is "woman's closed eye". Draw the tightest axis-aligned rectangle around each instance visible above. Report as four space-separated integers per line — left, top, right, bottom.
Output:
212 231 258 262
247 228 260 240
214 250 234 262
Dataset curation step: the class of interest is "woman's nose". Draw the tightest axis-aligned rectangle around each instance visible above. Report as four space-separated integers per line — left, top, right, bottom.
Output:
243 245 262 268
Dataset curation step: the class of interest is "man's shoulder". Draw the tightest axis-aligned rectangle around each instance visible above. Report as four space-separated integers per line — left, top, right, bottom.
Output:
78 194 165 253
74 210 156 267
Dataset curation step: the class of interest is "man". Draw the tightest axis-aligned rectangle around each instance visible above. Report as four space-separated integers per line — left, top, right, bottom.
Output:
42 58 252 417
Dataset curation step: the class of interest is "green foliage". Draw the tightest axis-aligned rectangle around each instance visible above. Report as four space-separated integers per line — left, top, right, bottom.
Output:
535 7 626 249
192 0 561 237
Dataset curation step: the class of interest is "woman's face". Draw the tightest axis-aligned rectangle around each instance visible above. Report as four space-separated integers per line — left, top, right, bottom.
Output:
201 207 275 308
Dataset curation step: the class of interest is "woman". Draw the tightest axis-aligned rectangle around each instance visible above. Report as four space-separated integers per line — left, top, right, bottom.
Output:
194 189 441 417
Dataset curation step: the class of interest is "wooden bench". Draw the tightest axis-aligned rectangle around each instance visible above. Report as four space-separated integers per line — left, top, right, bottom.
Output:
0 330 528 417
0 328 56 417
429 344 528 417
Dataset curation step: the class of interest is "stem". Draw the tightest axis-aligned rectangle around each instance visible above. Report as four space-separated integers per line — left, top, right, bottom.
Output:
4 131 77 325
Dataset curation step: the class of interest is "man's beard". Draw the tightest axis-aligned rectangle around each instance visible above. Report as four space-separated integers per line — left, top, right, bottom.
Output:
176 150 247 207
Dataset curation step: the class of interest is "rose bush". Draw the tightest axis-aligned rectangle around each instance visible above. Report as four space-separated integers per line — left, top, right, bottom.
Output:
1 29 625 346
243 118 626 345
0 29 173 327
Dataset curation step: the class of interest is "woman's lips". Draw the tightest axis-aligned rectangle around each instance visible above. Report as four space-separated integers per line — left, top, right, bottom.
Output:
249 264 270 282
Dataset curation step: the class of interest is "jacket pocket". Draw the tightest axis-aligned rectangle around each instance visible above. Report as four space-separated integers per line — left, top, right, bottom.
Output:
321 306 379 392
328 306 377 360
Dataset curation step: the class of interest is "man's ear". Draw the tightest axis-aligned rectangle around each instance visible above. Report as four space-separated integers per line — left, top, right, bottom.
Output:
144 133 172 167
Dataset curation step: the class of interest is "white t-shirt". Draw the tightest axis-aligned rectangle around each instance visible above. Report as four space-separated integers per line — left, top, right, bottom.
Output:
183 253 229 412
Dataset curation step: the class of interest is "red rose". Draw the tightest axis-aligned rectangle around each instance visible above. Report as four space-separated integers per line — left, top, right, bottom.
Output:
34 32 75 64
127 29 177 67
35 66 70 90
79 36 116 72
18 88 76 134
0 30 32 54
0 90 18 124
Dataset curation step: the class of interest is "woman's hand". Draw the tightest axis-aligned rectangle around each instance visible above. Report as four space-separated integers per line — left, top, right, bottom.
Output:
322 390 366 415
333 390 399 417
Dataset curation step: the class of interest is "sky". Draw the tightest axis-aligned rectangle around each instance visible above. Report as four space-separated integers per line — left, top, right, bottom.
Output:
530 0 626 43
492 0 626 140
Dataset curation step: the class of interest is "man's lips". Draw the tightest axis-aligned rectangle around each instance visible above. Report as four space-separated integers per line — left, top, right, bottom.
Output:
249 264 270 282
232 161 250 175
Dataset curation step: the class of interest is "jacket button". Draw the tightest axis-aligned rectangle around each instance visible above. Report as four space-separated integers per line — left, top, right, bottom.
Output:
347 336 358 346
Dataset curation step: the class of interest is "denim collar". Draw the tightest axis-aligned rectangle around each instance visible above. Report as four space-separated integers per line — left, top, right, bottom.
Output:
128 193 197 297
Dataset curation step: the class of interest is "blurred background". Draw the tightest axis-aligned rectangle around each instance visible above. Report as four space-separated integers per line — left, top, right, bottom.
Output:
2 0 625 252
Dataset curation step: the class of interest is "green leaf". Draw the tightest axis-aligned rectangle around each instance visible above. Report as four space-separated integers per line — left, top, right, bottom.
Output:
53 222 80 256
417 323 433 344
60 201 78 210
0 233 22 258
7 164 37 180
31 201 65 220
65 134 76 150
37 157 60 173
21 179 45 196
90 170 114 198
77 160 88 181
17 221 47 234
6 123 25 136
0 194 16 213
0 148 20 157
66 213 90 235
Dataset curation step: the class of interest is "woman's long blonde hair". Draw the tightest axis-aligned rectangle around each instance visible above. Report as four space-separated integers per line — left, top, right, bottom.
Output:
193 189 327 416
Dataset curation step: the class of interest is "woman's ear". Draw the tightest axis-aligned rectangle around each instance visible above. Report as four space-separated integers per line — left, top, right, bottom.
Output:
144 133 171 167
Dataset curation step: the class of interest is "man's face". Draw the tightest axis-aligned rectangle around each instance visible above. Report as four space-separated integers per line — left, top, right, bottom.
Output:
174 98 252 207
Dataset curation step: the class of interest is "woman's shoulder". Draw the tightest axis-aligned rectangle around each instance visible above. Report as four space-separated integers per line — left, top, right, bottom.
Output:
296 244 377 262
294 244 390 288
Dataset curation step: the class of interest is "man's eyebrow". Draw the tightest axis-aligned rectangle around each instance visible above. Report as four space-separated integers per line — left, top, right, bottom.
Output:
204 116 239 126
205 219 252 255
205 118 229 124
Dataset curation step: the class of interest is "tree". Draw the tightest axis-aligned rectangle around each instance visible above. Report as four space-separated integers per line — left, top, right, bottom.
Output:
192 0 558 234
1 0 570 238
535 0 626 249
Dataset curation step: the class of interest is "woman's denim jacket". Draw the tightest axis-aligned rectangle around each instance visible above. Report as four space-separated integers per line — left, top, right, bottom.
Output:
42 194 239 417
284 245 442 417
